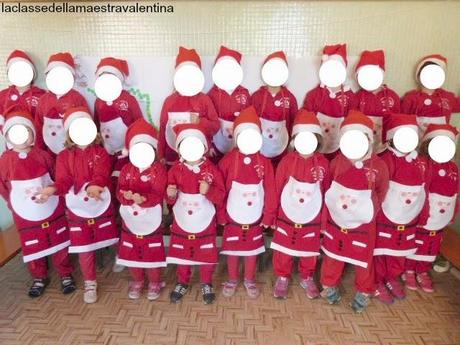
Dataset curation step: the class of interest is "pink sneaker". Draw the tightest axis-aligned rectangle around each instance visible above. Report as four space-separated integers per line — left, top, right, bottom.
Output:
273 277 289 299
299 277 320 299
244 279 260 299
222 280 238 298
128 281 143 300
386 278 406 300
402 271 418 291
147 281 166 300
417 272 434 293
375 283 394 305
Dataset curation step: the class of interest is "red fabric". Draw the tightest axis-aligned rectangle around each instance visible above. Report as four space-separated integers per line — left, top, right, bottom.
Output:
374 255 405 283
323 44 347 65
356 50 385 71
7 50 34 66
96 57 129 78
273 251 317 279
0 85 45 119
176 264 215 285
158 92 219 164
175 47 201 68
263 51 287 65
221 224 265 254
47 52 75 70
321 254 375 294
215 46 242 64
78 251 96 281
405 259 433 273
95 90 143 130
27 247 73 279
208 85 251 122
129 267 162 283
226 255 258 281
118 231 165 264
355 86 400 117
303 85 358 118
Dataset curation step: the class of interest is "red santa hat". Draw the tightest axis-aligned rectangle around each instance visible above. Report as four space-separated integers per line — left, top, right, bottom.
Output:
263 51 288 66
215 46 242 64
2 106 36 140
45 52 76 75
63 107 93 131
340 110 374 140
122 118 158 155
355 50 385 73
173 123 208 152
6 50 37 79
423 123 459 143
175 46 201 69
291 109 322 137
96 57 129 82
415 54 447 79
322 44 347 66
383 113 418 142
233 106 262 138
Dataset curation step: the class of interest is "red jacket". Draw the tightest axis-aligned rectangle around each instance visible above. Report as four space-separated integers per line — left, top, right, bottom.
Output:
207 85 251 121
0 85 45 127
303 85 357 118
355 85 400 117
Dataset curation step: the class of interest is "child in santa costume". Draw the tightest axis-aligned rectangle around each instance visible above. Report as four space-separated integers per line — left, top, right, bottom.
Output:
94 57 143 180
373 114 428 304
40 107 118 304
401 54 460 134
218 106 277 299
0 50 45 132
355 50 400 154
158 47 219 166
321 110 389 313
116 119 167 300
35 52 89 155
208 46 251 162
0 108 75 298
303 44 358 158
271 109 330 299
404 124 459 293
166 123 225 304
252 51 298 164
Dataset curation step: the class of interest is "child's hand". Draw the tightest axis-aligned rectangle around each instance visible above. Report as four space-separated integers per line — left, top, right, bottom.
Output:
132 193 146 205
190 112 200 124
86 185 104 200
36 186 57 203
121 190 133 200
167 185 177 199
199 180 210 195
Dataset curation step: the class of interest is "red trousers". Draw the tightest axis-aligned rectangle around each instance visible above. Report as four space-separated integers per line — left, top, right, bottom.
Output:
227 255 258 282
374 255 405 284
176 264 215 285
320 255 375 294
27 248 74 279
79 251 97 281
405 259 432 273
273 251 317 279
129 267 162 283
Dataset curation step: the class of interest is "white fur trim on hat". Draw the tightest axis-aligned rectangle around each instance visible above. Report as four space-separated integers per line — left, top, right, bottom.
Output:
322 54 346 66
63 111 92 131
292 124 322 137
129 134 158 150
7 57 36 80
176 61 200 70
175 128 208 151
416 57 447 80
45 61 75 75
233 122 261 140
3 115 36 139
423 128 457 143
386 124 419 142
96 65 125 82
340 124 374 142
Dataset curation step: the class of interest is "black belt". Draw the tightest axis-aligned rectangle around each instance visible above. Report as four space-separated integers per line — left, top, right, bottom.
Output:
19 214 66 232
123 229 163 240
417 229 442 237
171 232 215 240
68 214 113 226
226 220 261 230
277 218 320 229
328 220 367 235
377 222 417 231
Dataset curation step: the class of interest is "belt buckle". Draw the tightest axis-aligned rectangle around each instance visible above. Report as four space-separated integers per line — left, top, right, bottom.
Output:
397 225 405 231
87 218 95 225
41 221 50 229
136 234 144 239
429 231 436 237
340 228 348 234
294 223 302 229
242 224 250 230
188 234 196 240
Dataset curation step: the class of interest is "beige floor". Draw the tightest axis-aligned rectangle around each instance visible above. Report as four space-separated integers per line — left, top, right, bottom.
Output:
0 252 459 345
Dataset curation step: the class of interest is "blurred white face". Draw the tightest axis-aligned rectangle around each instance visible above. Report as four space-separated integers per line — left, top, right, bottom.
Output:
212 57 243 92
261 58 289 87
340 130 370 160
236 128 263 155
7 124 33 148
319 60 347 88
129 142 156 169
94 73 123 102
357 65 384 91
428 135 456 163
69 117 97 146
393 127 419 153
8 61 34 87
294 131 318 155
46 66 74 95
174 62 205 97
419 64 445 90
178 136 205 161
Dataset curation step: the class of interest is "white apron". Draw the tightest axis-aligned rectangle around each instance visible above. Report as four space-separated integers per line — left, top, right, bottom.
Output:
226 181 264 224
368 115 385 153
381 181 426 224
173 192 216 233
317 113 344 154
43 117 66 154
280 176 322 224
260 118 289 158
165 112 191 150
65 183 111 218
120 203 162 236
325 181 374 229
10 173 59 222
423 192 457 231
213 118 234 154
100 117 128 155
416 116 446 135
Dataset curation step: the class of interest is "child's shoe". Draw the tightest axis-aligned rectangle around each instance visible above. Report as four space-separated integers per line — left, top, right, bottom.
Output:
321 286 341 304
374 283 394 305
83 280 98 304
386 278 406 300
60 275 76 295
351 292 370 313
402 271 418 291
222 280 238 298
244 279 260 299
147 281 166 301
417 272 434 293
273 277 289 299
170 283 189 303
28 278 50 298
300 277 320 299
201 284 215 304
128 281 143 300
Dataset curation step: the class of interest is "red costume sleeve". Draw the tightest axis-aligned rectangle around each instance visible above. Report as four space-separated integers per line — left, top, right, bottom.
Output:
261 157 277 226
204 163 226 208
53 151 73 195
0 156 9 201
303 87 319 112
88 147 112 189
198 96 220 137
158 98 169 160
141 163 168 208
401 91 417 114
116 164 133 206
166 163 179 205
374 157 390 206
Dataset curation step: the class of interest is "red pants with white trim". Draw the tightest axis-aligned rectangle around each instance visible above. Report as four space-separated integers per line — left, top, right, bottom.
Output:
273 251 317 279
129 267 162 283
79 251 97 281
374 255 405 284
176 264 215 285
405 259 433 273
320 255 375 294
227 255 258 282
27 248 74 279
